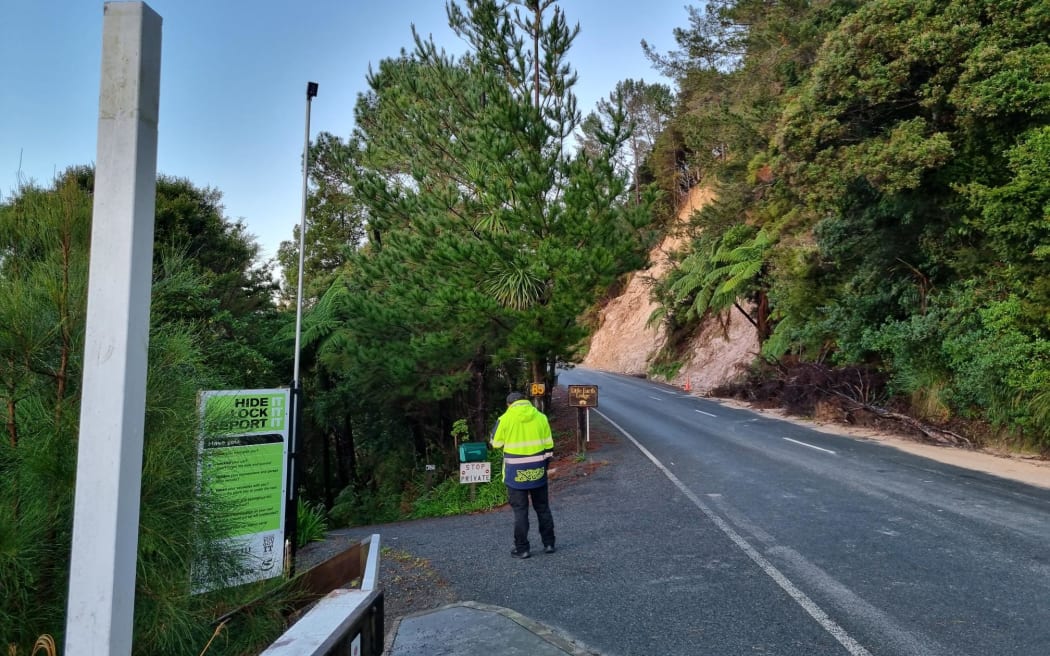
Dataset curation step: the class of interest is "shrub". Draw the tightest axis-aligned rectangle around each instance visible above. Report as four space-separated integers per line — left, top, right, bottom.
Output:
296 499 330 548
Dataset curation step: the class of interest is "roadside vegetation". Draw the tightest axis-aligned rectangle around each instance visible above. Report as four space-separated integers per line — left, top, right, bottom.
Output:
2 0 1047 653
642 0 1049 450
1 170 292 654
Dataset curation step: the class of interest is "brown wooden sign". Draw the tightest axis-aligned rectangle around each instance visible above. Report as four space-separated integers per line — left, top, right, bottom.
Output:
567 384 598 408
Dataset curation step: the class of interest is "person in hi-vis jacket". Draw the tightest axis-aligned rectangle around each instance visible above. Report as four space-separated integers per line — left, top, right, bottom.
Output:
490 391 556 559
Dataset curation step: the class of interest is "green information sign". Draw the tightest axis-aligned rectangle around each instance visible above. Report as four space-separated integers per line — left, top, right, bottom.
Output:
203 437 284 535
196 389 290 592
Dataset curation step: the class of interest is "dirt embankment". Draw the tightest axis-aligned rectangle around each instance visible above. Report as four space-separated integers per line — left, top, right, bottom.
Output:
580 186 1048 486
583 186 757 393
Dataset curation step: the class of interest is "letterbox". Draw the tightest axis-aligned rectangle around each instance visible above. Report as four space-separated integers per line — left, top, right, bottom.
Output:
458 442 488 463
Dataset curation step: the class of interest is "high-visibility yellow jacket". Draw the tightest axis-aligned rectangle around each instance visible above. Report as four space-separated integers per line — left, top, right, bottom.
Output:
490 400 554 490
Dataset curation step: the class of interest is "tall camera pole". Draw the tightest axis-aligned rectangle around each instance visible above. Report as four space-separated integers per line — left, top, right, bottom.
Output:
288 81 318 566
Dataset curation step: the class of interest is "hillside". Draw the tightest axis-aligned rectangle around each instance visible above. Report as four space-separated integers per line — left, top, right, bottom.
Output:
583 186 758 393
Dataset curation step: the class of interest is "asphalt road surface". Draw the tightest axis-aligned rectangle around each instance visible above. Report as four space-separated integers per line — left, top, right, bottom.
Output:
338 368 1050 655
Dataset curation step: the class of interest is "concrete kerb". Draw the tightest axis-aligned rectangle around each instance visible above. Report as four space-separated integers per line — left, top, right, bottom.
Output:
382 600 604 656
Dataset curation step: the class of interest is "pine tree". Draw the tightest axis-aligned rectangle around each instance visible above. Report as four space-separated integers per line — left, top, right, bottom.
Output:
0 171 290 653
343 0 653 413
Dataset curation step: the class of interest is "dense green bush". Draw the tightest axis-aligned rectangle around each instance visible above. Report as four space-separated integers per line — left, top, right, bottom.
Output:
0 175 291 654
296 498 330 548
410 448 508 519
645 0 1049 448
862 284 1050 442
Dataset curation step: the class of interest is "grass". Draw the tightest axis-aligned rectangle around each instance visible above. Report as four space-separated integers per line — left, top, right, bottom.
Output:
409 451 508 519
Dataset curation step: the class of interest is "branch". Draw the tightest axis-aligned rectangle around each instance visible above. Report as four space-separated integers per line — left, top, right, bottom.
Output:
825 388 972 448
733 301 758 329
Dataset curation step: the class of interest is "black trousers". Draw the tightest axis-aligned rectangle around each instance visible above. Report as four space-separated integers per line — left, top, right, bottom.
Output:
508 485 555 551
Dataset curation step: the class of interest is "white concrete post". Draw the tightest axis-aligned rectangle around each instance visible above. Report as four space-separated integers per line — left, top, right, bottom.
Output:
65 3 161 654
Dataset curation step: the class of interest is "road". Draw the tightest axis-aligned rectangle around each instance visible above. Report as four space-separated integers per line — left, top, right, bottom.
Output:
557 367 1050 655
333 368 1050 655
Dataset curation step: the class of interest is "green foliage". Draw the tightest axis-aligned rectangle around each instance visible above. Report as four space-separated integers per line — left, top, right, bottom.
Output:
959 125 1050 325
296 498 330 548
328 432 418 527
277 133 367 303
648 354 683 383
351 0 653 390
409 449 507 519
0 172 290 653
153 176 282 389
450 419 471 444
579 78 675 200
668 224 772 321
0 176 92 647
409 476 508 519
327 430 511 526
329 485 403 529
640 0 1050 447
861 285 1049 439
289 0 659 515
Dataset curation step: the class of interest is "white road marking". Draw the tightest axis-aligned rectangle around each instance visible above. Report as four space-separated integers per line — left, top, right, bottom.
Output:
656 388 680 396
695 409 717 418
648 395 664 401
784 437 836 455
595 409 873 656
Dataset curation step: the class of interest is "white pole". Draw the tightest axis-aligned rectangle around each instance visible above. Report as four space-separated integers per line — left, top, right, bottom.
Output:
65 3 161 655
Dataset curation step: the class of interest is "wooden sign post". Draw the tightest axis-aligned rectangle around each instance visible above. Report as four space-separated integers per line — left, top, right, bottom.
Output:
567 385 598 456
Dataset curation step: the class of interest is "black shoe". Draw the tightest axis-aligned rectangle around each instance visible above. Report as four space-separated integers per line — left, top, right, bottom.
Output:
511 548 530 559
544 545 556 554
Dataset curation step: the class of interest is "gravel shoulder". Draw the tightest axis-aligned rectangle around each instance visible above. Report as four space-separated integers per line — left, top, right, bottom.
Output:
713 397 1050 490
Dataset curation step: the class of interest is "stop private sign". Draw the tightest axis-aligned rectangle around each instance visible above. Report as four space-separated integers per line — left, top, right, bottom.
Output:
460 461 491 483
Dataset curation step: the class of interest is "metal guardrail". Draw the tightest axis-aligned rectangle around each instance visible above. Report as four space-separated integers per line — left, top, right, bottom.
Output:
260 534 384 656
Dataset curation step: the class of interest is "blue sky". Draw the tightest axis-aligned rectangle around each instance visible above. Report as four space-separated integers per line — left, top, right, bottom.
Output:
1 1 688 262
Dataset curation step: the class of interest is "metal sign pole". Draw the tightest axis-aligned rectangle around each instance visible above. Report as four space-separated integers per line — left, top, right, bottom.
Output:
288 81 318 569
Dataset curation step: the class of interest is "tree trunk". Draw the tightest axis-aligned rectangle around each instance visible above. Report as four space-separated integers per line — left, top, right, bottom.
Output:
322 429 333 508
332 426 348 490
756 290 771 342
335 414 357 491
829 391 972 448
544 355 557 415
533 3 541 107
411 421 427 461
733 301 758 331
531 357 545 412
469 346 488 442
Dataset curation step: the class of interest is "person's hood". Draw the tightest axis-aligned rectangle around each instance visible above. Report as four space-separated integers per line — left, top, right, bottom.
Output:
504 400 540 423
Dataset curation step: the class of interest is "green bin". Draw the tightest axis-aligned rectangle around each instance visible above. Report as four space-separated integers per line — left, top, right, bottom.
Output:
458 442 488 463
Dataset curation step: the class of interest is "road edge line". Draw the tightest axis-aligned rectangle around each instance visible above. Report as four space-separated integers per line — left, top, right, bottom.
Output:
593 408 873 656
